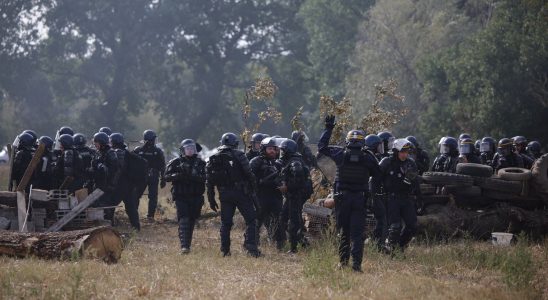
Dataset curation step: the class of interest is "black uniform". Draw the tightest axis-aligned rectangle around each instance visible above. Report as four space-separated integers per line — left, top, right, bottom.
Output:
278 153 311 253
112 147 140 230
432 154 458 173
461 153 481 164
250 154 283 247
33 149 54 190
246 149 260 161
491 152 524 172
414 148 430 175
318 128 381 269
53 148 84 192
206 146 259 256
90 145 120 220
480 152 495 166
133 143 166 218
12 147 34 190
165 154 206 250
379 155 420 252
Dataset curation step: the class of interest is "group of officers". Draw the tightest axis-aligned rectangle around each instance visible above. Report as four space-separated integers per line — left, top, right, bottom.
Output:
9 118 545 273
10 126 166 231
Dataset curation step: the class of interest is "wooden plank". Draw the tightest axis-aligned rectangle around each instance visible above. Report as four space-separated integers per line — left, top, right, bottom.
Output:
7 143 14 191
303 202 332 218
17 191 28 232
16 143 45 192
46 189 104 232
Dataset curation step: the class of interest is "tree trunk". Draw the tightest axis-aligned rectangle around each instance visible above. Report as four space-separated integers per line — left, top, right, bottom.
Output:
0 226 123 263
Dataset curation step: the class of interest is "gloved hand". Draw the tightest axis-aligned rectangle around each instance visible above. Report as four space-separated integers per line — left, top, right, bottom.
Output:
209 200 219 212
160 178 166 188
325 115 336 130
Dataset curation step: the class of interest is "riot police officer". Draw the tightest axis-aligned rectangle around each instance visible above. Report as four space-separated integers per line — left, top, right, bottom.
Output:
89 132 120 223
99 127 112 136
291 130 318 169
363 134 387 251
53 134 83 192
406 136 429 175
458 138 481 164
110 133 140 230
277 139 312 254
364 134 384 161
479 137 497 166
165 139 206 254
527 141 543 159
319 115 381 272
33 136 55 190
378 132 395 159
432 137 459 173
206 133 260 257
250 137 283 249
246 133 265 161
22 130 38 150
513 136 534 169
133 129 166 221
379 139 420 254
11 133 36 190
491 138 524 171
74 133 96 183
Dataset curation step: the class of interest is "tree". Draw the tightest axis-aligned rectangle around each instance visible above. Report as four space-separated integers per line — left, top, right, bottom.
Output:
418 0 548 148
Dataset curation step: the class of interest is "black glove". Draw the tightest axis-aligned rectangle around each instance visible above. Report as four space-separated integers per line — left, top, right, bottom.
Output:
325 115 336 129
160 178 166 188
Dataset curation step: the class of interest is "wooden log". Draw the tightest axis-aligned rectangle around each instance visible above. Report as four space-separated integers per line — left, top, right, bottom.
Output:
16 143 45 192
0 226 123 263
46 189 104 232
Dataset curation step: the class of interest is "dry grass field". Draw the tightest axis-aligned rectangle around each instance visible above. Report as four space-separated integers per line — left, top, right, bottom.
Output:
0 165 547 299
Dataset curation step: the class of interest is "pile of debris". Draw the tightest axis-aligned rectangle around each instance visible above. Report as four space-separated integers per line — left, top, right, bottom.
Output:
304 155 548 241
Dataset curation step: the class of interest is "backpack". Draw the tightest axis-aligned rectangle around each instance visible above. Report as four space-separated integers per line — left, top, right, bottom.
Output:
208 150 241 186
126 151 148 187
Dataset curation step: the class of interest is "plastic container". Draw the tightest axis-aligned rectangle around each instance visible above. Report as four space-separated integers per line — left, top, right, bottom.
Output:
491 232 513 246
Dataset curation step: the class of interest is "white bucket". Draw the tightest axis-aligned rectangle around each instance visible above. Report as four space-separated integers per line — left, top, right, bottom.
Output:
491 232 513 246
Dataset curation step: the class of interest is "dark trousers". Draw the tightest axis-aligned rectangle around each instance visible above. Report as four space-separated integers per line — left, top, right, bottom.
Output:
373 196 388 248
175 195 204 249
219 188 257 253
146 175 159 218
387 194 417 250
335 191 366 267
280 194 304 251
112 183 141 230
256 192 283 244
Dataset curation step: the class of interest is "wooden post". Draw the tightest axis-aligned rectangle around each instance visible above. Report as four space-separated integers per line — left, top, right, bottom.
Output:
16 191 28 232
7 143 14 191
16 143 45 192
46 189 104 232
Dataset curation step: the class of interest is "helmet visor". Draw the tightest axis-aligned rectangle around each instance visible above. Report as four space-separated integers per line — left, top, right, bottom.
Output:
183 144 196 156
387 137 395 150
459 144 472 154
480 142 491 153
440 145 450 154
377 143 385 155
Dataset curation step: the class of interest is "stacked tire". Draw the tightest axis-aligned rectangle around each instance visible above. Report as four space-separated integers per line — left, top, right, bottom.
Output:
420 163 545 210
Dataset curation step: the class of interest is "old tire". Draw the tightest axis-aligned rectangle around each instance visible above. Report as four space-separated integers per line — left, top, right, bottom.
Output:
456 163 493 178
420 184 436 195
479 178 522 194
498 168 532 181
531 154 548 194
421 195 450 206
422 172 473 187
483 189 517 200
455 186 482 197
